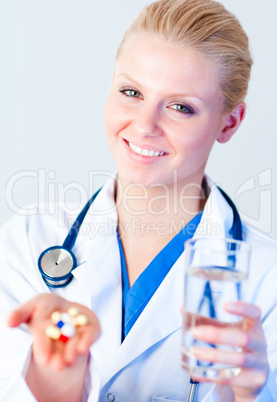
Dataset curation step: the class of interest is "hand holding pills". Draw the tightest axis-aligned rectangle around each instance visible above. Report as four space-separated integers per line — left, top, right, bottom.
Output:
7 293 101 371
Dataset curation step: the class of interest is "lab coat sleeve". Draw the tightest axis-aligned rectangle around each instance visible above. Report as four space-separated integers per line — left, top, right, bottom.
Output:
255 371 277 402
245 229 277 401
0 211 50 400
0 302 35 401
0 205 92 400
254 299 277 401
0 376 37 402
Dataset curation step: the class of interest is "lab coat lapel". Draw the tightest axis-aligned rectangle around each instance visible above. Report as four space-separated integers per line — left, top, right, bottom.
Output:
197 177 234 240
99 252 186 387
71 175 121 308
73 233 123 379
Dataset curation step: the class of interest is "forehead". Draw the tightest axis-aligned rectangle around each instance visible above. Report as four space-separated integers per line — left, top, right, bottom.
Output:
115 35 221 102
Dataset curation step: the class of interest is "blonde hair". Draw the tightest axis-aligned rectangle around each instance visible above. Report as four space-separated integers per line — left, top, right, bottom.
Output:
116 0 253 112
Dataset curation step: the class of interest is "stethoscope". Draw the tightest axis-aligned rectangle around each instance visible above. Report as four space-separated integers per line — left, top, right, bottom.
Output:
38 188 101 287
37 186 243 401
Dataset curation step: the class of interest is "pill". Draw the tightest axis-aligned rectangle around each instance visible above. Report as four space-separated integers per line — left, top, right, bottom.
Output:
75 314 88 326
60 313 71 323
51 311 61 324
59 334 69 343
45 325 60 340
68 307 79 317
56 320 65 329
61 323 76 338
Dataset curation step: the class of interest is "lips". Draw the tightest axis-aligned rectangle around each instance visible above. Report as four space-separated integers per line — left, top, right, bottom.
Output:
127 141 165 157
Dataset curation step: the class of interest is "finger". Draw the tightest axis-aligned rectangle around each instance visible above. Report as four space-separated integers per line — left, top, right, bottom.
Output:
7 299 37 327
43 336 72 371
191 368 267 391
76 322 101 355
7 293 62 327
63 335 80 366
184 312 226 329
207 369 268 391
48 348 67 371
36 333 77 371
31 312 62 367
228 368 268 390
225 303 261 322
32 327 54 367
191 346 267 370
225 303 262 333
192 325 265 351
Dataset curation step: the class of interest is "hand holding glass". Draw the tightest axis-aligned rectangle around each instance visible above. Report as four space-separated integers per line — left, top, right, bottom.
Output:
182 237 251 380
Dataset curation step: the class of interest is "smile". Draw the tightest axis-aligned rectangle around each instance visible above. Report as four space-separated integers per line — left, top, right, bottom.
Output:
128 141 165 157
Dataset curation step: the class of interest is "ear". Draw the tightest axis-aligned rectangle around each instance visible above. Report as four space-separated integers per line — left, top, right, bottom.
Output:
217 102 246 144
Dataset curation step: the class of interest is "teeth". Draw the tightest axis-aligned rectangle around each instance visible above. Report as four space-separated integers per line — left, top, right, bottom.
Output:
128 142 164 157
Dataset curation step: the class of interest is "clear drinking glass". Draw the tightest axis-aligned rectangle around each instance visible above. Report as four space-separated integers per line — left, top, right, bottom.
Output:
182 237 251 380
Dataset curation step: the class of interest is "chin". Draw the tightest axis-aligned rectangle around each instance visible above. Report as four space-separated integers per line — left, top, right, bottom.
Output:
117 170 159 188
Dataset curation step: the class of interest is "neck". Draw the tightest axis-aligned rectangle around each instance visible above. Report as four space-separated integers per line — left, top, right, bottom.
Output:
116 175 206 239
115 175 206 286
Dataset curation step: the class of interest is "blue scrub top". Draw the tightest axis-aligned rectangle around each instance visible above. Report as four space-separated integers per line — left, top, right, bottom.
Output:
117 212 203 340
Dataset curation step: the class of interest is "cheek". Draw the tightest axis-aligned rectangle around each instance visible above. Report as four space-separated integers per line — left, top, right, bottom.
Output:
104 95 129 137
184 114 223 147
171 120 218 161
103 96 114 135
170 123 209 148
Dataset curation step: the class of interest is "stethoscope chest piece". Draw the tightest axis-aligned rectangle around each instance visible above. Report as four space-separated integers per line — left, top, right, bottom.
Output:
37 188 101 288
38 246 77 287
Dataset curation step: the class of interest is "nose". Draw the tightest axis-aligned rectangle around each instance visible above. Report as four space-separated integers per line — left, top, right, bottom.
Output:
132 103 163 138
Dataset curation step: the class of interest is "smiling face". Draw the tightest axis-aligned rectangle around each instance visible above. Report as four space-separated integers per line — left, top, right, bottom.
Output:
104 35 234 190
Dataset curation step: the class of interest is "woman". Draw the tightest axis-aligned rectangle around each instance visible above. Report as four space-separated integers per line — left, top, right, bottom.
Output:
1 0 277 400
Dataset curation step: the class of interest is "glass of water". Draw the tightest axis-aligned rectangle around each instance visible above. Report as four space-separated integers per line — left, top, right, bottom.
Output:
182 237 251 380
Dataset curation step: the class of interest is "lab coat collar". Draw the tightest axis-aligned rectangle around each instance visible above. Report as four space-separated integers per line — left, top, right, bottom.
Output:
68 175 235 386
196 176 234 240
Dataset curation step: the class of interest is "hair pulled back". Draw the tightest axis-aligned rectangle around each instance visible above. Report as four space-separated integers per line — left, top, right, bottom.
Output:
117 0 253 112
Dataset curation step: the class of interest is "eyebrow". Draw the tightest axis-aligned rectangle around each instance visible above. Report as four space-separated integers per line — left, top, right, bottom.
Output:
115 73 141 89
115 73 204 103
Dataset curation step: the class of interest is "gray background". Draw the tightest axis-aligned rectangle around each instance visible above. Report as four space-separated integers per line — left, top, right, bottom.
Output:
0 0 276 239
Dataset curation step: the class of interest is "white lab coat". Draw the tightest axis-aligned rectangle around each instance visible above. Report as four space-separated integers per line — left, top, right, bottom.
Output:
0 175 277 402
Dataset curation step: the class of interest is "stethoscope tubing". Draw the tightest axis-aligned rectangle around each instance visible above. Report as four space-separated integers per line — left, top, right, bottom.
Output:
188 380 198 402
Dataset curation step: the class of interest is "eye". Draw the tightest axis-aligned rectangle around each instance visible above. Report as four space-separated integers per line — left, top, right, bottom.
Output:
119 89 142 98
170 104 194 115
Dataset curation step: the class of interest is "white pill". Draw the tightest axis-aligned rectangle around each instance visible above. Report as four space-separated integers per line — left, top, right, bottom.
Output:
61 323 76 338
60 312 71 323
